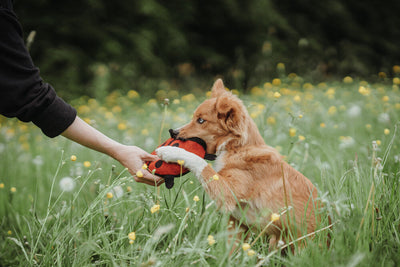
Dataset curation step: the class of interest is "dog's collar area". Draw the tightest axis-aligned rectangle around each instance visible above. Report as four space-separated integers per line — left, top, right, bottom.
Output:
205 154 217 161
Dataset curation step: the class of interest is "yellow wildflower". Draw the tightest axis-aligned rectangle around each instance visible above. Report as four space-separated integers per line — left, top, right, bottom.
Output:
150 204 160 214
127 90 139 99
141 163 148 170
251 87 263 96
136 170 144 178
328 106 337 115
272 78 281 86
83 161 91 168
366 124 372 130
393 77 400 85
277 62 285 71
177 160 185 166
271 213 280 222
393 65 400 74
247 249 256 256
105 112 113 119
128 232 136 241
10 187 16 193
7 230 12 235
141 129 149 136
77 105 90 114
106 192 113 199
343 76 353 83
212 174 219 181
298 114 303 119
273 92 281 99
112 105 122 113
126 186 132 192
302 83 313 90
325 88 335 99
358 86 370 96
182 94 196 102
382 96 389 102
267 116 276 125
384 129 390 135
70 155 77 161
263 82 272 89
83 118 91 124
378 72 387 78
293 95 301 102
193 195 200 202
289 128 296 137
320 123 326 128
207 235 216 246
118 123 127 130
376 140 382 146
0 183 4 189
242 243 251 251
298 135 306 141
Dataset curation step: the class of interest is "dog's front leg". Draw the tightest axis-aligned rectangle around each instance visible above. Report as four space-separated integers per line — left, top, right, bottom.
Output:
155 146 208 178
156 146 236 210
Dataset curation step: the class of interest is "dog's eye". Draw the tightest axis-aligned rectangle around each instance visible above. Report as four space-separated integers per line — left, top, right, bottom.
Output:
197 118 205 124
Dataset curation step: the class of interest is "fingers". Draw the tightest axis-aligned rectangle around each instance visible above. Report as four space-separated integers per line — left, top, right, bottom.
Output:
141 153 159 162
133 169 164 187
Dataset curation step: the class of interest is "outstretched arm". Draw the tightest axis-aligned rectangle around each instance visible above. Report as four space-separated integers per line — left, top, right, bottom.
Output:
62 116 163 186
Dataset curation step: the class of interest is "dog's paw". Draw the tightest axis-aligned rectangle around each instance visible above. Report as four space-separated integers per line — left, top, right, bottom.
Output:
156 146 208 177
156 146 189 163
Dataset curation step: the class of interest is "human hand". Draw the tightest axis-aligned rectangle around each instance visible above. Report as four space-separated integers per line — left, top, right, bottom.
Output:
114 144 164 186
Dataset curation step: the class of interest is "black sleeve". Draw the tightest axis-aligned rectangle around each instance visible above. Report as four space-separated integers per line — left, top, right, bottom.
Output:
0 3 77 138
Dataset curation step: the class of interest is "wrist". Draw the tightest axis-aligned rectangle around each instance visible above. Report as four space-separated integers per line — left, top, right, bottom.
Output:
106 142 125 162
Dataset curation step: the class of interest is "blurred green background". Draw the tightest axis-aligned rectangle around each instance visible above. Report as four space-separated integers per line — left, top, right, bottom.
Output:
15 0 400 100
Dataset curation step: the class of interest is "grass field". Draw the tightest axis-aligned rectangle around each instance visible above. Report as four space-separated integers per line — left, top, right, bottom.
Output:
1 74 400 266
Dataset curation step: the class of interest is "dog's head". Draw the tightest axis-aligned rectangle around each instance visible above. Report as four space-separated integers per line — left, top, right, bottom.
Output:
172 79 264 154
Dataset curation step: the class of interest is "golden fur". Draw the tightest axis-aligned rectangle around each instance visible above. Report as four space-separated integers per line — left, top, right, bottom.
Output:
161 79 321 251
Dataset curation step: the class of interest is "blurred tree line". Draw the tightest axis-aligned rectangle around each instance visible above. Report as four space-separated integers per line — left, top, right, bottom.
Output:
14 0 400 99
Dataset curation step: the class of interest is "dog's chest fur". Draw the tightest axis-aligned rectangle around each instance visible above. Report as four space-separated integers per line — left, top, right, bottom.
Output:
213 150 226 172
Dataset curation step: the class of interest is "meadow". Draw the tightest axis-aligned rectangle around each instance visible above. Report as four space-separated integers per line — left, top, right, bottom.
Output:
1 71 400 266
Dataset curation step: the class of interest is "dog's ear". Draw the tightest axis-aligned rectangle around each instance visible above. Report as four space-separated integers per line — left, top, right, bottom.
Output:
216 94 245 136
211 79 226 98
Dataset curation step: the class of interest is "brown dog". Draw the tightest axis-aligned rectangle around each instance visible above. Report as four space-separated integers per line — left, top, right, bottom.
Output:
156 79 321 251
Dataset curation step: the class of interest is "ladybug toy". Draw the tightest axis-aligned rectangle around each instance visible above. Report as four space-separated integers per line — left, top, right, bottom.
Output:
147 130 216 189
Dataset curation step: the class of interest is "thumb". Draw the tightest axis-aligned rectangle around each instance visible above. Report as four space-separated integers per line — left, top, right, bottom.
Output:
141 153 159 162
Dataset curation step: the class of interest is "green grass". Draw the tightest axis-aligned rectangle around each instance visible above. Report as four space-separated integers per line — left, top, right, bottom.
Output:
1 76 400 266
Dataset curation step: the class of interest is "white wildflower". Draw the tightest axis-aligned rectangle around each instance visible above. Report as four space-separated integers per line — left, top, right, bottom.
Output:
378 113 390 123
32 155 44 166
347 105 361 118
59 177 76 192
339 136 355 150
110 185 124 199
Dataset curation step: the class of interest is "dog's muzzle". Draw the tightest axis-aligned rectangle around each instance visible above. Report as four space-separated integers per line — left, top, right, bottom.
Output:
169 128 180 139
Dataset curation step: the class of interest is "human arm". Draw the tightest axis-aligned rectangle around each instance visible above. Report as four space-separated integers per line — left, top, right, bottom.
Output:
62 116 163 186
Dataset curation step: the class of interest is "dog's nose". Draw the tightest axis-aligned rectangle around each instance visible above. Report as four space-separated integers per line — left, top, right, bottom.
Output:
169 128 180 139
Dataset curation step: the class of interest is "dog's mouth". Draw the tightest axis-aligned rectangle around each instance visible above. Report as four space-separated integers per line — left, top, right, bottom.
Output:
168 128 216 161
169 128 180 139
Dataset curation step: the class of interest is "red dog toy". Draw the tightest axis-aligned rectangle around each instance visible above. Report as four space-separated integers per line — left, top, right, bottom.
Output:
147 134 215 189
